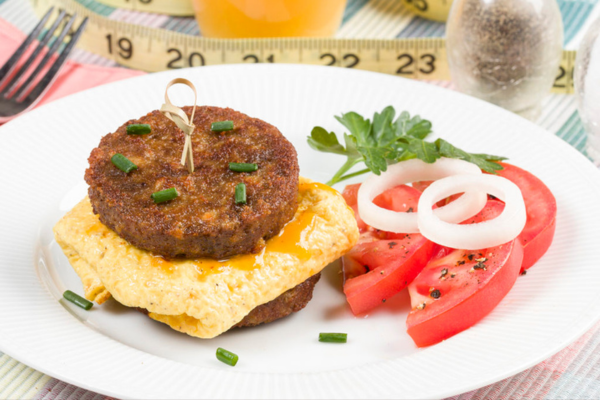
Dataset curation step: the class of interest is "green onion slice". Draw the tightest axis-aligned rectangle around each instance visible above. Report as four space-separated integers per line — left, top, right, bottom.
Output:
229 162 258 173
211 120 234 132
152 188 179 204
63 290 93 310
216 347 238 366
319 332 347 343
126 124 152 135
111 153 137 173
235 183 247 204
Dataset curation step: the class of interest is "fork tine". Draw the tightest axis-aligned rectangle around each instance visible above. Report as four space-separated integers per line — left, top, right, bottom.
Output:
1 10 67 96
0 7 54 83
14 12 77 101
23 17 89 105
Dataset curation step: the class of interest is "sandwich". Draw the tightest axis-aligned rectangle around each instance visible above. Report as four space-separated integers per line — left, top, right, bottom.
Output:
54 102 358 338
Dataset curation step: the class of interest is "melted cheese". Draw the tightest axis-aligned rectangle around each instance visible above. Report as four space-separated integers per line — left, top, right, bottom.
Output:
54 178 358 338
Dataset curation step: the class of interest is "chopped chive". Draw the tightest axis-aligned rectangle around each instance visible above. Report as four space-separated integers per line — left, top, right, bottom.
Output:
126 124 152 135
229 162 258 173
319 333 347 343
211 120 234 132
216 347 238 366
235 183 246 204
63 290 93 310
152 188 179 204
111 153 137 173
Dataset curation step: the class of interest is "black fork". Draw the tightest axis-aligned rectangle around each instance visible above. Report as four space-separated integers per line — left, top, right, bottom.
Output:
0 8 88 122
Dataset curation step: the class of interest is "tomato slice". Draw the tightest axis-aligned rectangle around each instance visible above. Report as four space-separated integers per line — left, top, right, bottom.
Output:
342 183 360 208
342 183 420 213
495 162 557 271
412 180 463 206
344 235 436 314
406 200 524 347
341 184 435 315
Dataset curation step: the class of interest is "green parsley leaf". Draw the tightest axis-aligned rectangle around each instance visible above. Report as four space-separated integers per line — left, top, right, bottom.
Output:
435 139 506 174
307 127 347 155
335 112 371 144
307 106 506 186
406 138 440 164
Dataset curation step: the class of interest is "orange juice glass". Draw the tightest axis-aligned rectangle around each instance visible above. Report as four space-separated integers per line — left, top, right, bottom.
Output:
192 0 348 38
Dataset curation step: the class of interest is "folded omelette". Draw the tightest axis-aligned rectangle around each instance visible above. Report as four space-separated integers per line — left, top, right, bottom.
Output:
54 178 359 338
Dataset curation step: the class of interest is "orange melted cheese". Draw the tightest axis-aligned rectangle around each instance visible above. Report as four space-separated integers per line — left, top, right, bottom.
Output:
187 211 317 279
149 182 340 279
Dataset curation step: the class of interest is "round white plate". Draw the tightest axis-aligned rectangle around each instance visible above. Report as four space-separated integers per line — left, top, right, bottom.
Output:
1 64 599 399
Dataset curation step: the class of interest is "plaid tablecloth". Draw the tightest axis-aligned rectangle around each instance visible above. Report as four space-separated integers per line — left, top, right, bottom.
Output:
1 0 599 398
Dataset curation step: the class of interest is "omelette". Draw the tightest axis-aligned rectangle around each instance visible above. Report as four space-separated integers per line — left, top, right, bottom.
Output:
54 178 359 339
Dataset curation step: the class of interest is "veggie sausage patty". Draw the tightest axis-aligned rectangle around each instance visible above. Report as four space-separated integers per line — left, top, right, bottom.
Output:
85 106 299 259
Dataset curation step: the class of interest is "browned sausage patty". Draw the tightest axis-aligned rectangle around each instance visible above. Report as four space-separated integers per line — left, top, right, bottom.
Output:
234 273 321 328
85 106 299 259
138 273 320 329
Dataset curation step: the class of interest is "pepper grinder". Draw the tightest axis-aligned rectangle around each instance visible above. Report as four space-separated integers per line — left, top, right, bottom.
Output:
446 0 563 120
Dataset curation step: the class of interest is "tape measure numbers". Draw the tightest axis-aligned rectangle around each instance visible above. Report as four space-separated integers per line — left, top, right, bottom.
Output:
95 0 194 16
31 0 575 95
402 0 453 22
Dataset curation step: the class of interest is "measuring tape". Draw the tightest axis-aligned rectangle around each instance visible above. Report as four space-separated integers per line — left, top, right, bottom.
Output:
402 0 453 22
30 0 576 95
94 0 194 16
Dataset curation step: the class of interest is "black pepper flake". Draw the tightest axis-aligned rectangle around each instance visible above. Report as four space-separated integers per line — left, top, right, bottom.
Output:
440 268 448 279
382 298 387 303
457 260 466 266
380 271 385 275
364 265 371 272
430 289 441 299
388 242 398 249
468 254 474 261
416 302 427 310
407 207 414 213
451 273 456 278
474 261 487 270
521 270 527 276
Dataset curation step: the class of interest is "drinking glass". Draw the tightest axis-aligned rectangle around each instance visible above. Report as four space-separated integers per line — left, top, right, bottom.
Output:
192 0 348 38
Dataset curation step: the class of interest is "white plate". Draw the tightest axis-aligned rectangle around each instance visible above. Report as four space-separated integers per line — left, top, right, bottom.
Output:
1 64 600 399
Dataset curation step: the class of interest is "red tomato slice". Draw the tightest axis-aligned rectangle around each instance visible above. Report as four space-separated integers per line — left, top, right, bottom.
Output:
342 183 420 234
411 180 432 192
495 162 557 271
406 200 523 347
344 235 436 315
341 183 435 315
412 180 463 206
342 183 360 208
342 183 420 213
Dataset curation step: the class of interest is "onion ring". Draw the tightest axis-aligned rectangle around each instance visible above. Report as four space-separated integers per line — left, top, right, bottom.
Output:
357 158 487 233
417 174 526 249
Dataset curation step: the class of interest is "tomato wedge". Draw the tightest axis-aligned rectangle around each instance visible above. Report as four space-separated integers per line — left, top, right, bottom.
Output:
495 162 557 271
406 200 523 347
341 184 435 315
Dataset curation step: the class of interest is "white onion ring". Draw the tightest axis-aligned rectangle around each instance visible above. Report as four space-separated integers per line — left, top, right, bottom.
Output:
417 174 526 249
357 158 487 233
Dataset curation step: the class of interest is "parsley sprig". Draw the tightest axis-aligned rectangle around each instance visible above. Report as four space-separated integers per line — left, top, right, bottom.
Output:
307 106 506 186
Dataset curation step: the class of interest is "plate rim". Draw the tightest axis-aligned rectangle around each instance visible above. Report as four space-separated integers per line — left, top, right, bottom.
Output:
1 63 599 399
